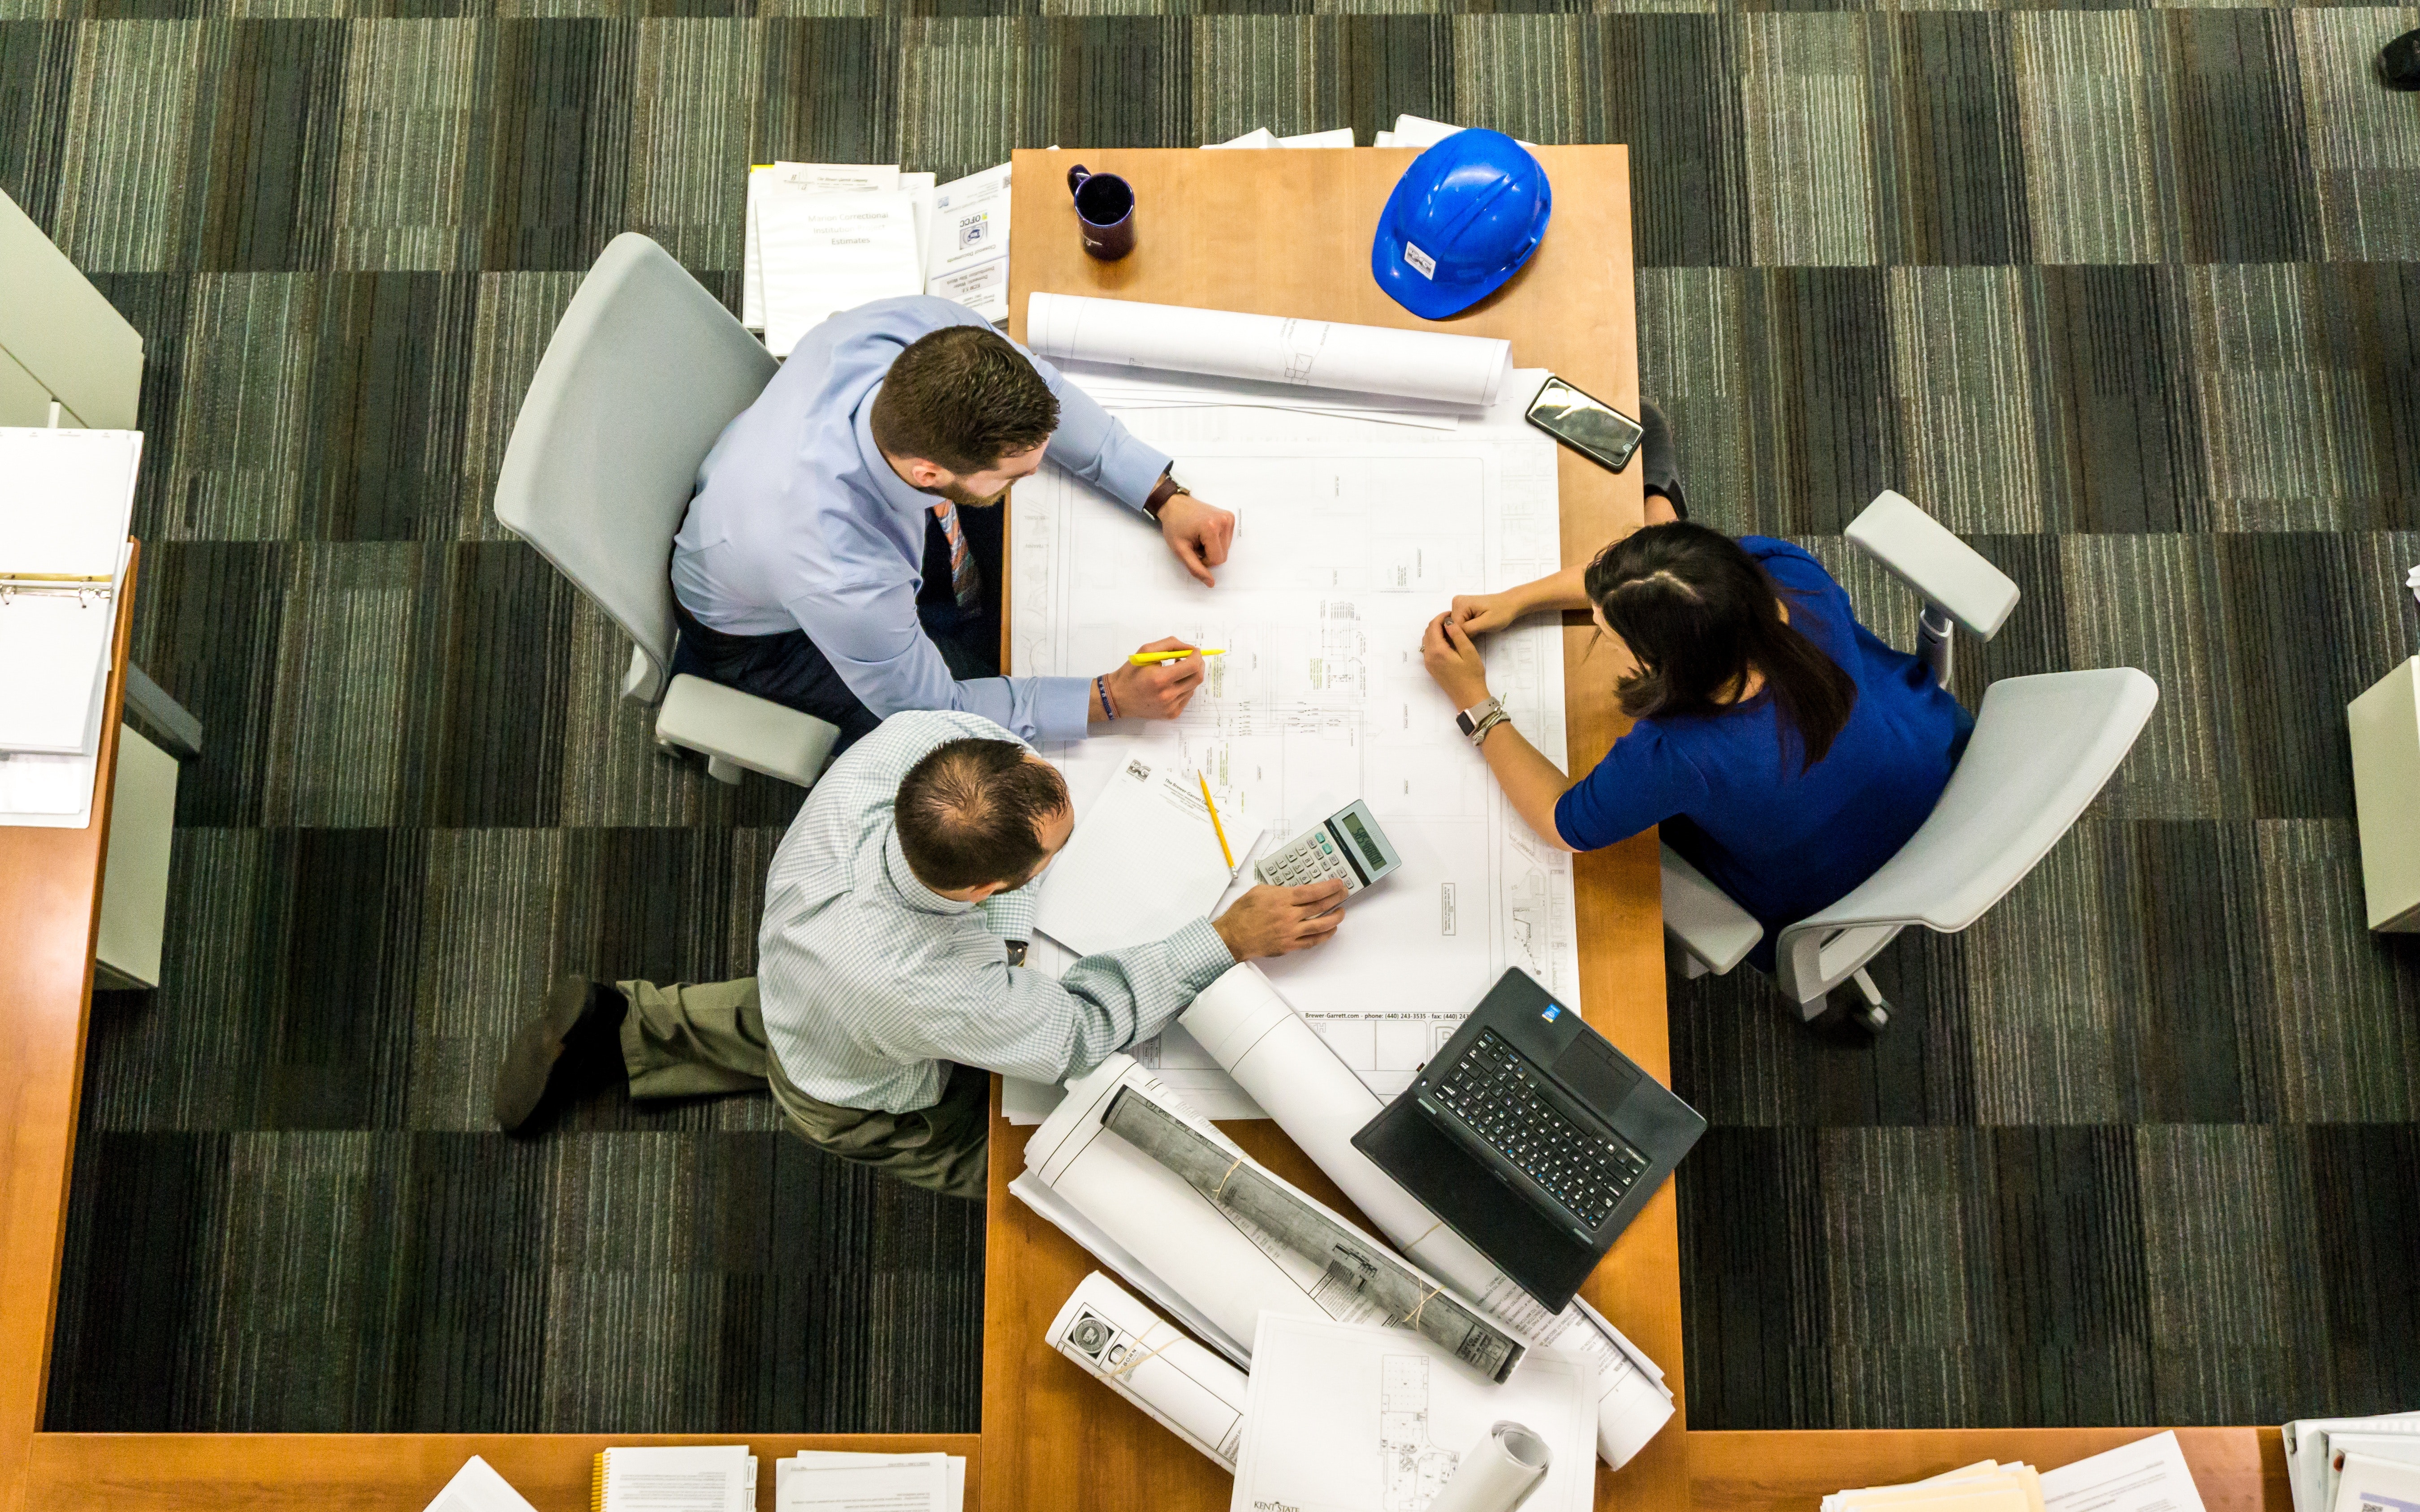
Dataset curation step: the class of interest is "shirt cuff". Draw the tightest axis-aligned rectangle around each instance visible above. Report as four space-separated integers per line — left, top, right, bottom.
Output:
1038 676 1095 742
1162 917 1237 995
1102 425 1175 513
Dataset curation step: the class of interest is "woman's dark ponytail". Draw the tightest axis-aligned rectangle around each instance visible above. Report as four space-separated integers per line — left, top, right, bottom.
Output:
1583 523 1857 772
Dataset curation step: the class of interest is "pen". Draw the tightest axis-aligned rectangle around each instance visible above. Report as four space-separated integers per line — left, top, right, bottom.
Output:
1198 773 1236 871
1129 648 1226 665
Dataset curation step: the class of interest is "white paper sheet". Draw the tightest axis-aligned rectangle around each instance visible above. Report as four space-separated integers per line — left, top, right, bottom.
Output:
0 427 141 578
422 1456 541 1512
2326 1435 2420 1512
2290 1415 2420 1512
1025 293 1514 408
758 190 925 358
1387 113 1542 152
778 1456 946 1512
1011 396 1580 1111
1031 754 1258 959
594 1446 752 1512
1178 963 1676 1469
1204 127 1275 149
926 163 1011 323
744 162 902 332
1279 127 1356 147
1047 1271 1250 1469
2333 1454 2420 1512
1060 361 1467 431
1232 1314 1596 1512
2038 1431 2207 1512
0 593 113 752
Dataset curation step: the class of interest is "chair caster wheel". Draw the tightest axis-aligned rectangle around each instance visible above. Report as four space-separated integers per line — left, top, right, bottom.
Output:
1854 1001 1890 1033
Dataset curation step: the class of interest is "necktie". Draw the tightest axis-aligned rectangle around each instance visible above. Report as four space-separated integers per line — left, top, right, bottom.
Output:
932 502 982 609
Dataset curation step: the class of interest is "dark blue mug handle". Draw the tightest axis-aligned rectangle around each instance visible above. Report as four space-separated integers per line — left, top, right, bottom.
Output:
1067 164 1091 196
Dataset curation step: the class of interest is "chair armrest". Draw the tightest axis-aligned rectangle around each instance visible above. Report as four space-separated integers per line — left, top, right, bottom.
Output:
1845 490 2020 640
1659 843 1763 976
655 675 839 788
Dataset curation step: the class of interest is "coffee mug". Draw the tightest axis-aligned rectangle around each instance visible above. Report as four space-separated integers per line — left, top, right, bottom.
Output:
1067 165 1137 261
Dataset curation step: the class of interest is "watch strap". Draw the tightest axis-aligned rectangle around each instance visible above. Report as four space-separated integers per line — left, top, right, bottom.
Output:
1145 471 1187 518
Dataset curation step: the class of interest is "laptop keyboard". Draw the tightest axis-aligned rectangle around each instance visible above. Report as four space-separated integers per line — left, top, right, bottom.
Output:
1430 1030 1652 1229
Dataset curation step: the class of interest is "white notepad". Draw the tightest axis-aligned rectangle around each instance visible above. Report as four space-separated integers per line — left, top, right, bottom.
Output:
592 1445 754 1512
1033 757 1259 960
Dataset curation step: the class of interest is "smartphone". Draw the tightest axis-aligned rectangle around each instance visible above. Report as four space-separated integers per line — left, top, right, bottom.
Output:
1525 375 1645 472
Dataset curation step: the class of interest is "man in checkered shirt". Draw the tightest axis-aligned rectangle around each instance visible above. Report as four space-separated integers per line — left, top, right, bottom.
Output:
492 710 1346 1198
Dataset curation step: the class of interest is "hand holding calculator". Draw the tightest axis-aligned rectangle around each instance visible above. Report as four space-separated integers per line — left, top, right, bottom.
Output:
1254 800 1401 895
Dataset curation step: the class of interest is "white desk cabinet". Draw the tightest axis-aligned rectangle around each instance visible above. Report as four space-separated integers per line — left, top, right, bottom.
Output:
2350 656 2420 932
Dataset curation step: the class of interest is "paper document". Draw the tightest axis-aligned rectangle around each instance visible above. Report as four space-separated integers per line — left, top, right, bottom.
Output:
1013 396 1580 1110
1025 293 1514 407
592 1445 753 1512
1048 1271 1250 1469
926 163 1011 323
1383 113 1542 151
0 593 113 752
758 191 925 358
776 1449 962 1512
422 1456 541 1512
1031 756 1258 959
1231 1314 1597 1512
744 162 902 331
0 426 141 578
1205 127 1275 149
2328 1437 2420 1512
778 1456 947 1511
2038 1432 2205 1512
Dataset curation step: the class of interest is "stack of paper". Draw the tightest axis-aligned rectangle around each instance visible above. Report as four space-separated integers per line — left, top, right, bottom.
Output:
592 1446 754 1512
1832 1433 2211 1512
1372 113 1540 151
1824 1459 2044 1512
1031 755 1259 960
1204 126 1355 148
743 160 1011 352
0 427 140 830
774 1449 966 1511
2286 1409 2420 1512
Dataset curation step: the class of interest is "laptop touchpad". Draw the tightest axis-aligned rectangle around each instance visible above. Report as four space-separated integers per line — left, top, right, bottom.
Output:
1551 1038 1640 1111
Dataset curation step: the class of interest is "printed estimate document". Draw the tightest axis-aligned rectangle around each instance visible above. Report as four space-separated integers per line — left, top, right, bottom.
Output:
756 191 925 359
925 164 1010 322
1230 1314 1597 1512
1031 755 1258 960
743 162 900 331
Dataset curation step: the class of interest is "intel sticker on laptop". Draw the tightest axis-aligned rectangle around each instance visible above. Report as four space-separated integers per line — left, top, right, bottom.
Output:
1540 1004 1561 1021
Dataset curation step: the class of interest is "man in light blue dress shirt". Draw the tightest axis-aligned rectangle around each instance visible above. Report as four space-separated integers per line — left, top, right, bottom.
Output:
670 296 1237 750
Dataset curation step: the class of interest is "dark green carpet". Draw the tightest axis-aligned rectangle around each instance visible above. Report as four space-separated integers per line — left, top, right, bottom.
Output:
6 0 2417 1436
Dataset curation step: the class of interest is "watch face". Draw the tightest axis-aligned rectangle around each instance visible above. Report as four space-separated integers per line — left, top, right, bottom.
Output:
1455 711 1478 735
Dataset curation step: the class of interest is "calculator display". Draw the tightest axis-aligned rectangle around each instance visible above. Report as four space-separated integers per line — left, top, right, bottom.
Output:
1338 811 1387 871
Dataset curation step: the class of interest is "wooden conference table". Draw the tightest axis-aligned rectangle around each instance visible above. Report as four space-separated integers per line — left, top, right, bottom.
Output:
0 149 2286 1512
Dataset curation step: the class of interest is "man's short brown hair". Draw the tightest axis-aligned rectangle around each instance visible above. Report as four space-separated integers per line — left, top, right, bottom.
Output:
894 737 1072 892
869 326 1061 474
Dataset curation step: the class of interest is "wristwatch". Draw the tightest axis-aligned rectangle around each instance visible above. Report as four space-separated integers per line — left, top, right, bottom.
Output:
1005 940 1029 968
1144 470 1190 520
1456 696 1509 747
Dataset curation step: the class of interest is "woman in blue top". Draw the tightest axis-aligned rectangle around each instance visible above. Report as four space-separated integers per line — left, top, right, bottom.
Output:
1422 500 1972 990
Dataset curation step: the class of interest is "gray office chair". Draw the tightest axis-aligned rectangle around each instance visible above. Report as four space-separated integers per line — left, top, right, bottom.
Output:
494 232 838 788
1660 491 2158 1031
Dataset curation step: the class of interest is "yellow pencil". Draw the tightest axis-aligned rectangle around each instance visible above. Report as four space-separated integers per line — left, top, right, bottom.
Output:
1198 773 1236 871
1128 647 1226 665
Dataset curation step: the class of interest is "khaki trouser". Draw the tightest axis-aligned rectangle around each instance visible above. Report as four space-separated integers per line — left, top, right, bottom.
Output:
616 977 990 1201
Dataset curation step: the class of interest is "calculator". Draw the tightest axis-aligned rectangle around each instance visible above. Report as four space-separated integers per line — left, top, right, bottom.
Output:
1253 799 1402 895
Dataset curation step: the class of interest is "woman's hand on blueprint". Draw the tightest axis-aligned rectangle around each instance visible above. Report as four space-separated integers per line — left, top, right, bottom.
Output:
1158 493 1236 587
1098 637 1208 722
1422 613 1493 709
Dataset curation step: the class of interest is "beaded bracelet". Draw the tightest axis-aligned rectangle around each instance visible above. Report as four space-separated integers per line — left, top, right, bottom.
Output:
1095 674 1118 721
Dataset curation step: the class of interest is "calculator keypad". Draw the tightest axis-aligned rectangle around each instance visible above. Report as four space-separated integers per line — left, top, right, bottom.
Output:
1254 826 1364 892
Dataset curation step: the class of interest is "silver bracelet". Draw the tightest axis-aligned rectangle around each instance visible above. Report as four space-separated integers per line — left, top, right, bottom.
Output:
1468 708 1511 747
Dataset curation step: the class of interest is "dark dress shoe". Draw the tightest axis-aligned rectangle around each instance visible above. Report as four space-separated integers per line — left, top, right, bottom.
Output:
494 974 631 1133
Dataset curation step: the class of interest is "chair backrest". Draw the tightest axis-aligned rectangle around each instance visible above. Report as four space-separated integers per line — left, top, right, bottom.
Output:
1775 668 2159 1002
493 232 777 702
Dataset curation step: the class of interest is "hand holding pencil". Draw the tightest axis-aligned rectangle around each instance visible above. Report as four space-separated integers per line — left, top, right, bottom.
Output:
1093 637 1209 723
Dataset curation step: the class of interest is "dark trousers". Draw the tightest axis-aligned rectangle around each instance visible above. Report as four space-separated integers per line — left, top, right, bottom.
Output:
671 504 1005 752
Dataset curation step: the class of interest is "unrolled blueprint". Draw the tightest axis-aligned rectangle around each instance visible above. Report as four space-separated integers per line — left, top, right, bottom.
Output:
1011 395 1581 1107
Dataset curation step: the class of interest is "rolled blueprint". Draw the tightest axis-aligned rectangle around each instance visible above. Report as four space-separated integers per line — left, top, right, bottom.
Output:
1047 1271 1249 1471
1100 1087 1523 1382
1430 1422 1552 1512
1178 963 1677 1469
1025 293 1515 407
1024 1055 1400 1357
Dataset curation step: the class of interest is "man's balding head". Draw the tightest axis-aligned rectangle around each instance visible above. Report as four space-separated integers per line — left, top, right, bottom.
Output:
894 738 1074 895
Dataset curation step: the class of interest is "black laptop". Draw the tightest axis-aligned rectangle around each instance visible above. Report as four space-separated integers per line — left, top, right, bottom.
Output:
1351 969 1706 1313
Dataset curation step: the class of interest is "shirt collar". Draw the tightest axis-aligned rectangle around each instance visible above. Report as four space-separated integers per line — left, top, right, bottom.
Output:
882 828 978 917
854 382 942 520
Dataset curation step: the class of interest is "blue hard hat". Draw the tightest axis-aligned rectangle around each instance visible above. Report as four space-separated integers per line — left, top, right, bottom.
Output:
1372 129 1552 320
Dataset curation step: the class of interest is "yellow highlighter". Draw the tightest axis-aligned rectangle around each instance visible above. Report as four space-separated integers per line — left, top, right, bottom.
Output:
1129 647 1225 666
1198 774 1237 871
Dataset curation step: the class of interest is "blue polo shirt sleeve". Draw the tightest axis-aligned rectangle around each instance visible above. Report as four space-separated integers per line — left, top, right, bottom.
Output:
1552 722 1709 853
